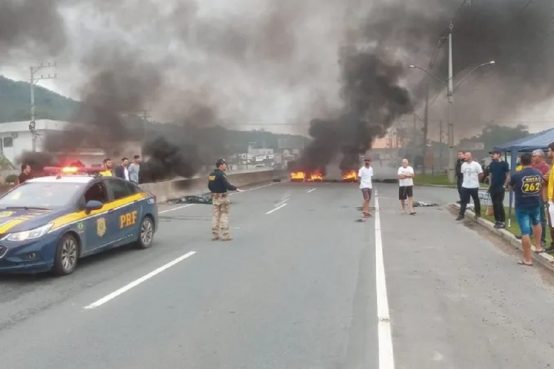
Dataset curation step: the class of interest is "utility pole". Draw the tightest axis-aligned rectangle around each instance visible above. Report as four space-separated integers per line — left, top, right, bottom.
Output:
30 62 56 152
446 22 455 183
412 114 417 167
439 120 443 175
422 81 430 174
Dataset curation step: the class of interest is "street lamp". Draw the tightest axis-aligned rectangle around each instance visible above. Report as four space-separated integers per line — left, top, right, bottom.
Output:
409 59 495 181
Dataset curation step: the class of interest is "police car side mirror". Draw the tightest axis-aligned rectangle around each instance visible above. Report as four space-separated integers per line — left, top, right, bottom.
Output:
85 200 103 213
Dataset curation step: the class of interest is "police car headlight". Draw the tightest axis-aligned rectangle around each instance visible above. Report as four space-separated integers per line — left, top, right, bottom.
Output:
4 223 53 242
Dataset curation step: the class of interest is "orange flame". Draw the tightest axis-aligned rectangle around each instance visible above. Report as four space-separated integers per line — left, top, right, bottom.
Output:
290 171 306 181
307 171 324 182
342 170 358 182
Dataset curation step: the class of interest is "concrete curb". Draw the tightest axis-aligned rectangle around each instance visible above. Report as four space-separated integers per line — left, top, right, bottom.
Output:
416 184 456 189
449 203 554 272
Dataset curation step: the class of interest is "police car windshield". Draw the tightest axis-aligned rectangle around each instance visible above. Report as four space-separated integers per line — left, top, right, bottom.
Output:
0 182 85 210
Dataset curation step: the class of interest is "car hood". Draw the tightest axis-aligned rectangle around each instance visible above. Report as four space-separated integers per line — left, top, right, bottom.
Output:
0 208 66 235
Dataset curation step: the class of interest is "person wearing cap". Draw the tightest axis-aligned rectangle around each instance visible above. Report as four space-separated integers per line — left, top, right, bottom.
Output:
208 158 242 241
486 150 510 228
358 157 374 219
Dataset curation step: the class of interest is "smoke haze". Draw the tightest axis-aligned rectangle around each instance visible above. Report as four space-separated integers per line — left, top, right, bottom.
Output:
4 0 554 177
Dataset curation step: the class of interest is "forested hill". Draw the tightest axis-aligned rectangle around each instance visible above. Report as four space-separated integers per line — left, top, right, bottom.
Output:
0 75 79 123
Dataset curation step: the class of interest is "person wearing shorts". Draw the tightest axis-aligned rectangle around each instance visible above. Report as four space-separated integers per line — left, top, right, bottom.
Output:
398 158 415 215
358 157 373 218
510 152 545 266
547 142 554 251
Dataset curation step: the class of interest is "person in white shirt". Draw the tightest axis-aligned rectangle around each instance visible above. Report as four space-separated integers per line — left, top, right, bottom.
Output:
358 157 374 218
457 151 484 220
398 158 416 215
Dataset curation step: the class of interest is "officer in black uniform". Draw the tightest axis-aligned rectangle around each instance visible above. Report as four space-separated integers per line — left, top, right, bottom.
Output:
208 159 241 241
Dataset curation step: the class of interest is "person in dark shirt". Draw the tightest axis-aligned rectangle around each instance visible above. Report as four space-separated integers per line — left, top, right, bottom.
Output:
208 158 242 241
487 150 510 228
455 151 465 203
510 152 545 266
18 163 33 184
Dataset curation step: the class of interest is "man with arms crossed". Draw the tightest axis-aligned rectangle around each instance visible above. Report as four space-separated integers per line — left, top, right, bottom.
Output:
457 152 484 221
398 158 416 215
358 157 373 219
510 152 545 266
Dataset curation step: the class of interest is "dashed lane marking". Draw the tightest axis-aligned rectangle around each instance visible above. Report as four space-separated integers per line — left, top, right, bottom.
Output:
265 203 287 215
84 251 197 310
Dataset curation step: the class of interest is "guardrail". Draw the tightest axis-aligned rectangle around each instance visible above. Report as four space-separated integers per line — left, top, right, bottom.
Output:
140 170 286 203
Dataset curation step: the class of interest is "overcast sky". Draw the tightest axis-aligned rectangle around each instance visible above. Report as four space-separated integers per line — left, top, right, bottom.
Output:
1 0 553 137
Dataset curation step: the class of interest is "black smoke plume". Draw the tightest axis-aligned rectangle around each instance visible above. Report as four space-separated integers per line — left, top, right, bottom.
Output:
0 0 66 58
140 136 201 182
40 47 206 182
365 0 554 128
44 47 161 154
300 47 413 170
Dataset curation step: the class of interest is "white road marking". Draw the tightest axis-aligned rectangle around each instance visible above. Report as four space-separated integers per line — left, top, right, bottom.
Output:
374 193 395 369
160 182 280 213
265 203 287 215
159 204 195 214
307 188 317 193
231 182 278 195
84 251 197 310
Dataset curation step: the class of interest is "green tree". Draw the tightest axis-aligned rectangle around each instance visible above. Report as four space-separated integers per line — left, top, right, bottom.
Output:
479 124 529 149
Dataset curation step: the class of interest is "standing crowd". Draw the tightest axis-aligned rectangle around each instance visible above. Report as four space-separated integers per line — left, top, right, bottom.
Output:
357 156 416 221
99 155 142 184
455 144 554 266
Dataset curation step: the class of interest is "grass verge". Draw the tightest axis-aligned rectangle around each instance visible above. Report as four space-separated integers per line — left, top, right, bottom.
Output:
414 174 452 187
481 205 553 254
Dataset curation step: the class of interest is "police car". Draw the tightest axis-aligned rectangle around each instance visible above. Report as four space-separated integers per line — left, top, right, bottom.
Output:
0 168 158 275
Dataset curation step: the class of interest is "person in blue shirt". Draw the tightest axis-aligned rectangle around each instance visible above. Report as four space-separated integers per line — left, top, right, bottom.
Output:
509 152 545 266
486 150 510 228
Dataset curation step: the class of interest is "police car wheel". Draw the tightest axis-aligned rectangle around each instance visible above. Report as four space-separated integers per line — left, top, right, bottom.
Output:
53 234 79 275
136 216 154 249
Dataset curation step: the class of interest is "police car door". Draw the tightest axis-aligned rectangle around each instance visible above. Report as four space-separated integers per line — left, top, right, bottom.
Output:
81 179 115 254
105 179 141 245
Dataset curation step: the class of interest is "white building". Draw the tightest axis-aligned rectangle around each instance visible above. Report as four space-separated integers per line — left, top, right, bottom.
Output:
0 120 68 166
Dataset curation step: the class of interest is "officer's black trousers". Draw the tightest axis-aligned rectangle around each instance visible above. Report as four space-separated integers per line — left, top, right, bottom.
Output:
459 187 480 217
489 187 505 223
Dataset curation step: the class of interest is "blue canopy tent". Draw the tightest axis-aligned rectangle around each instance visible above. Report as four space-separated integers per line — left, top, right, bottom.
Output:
493 127 554 228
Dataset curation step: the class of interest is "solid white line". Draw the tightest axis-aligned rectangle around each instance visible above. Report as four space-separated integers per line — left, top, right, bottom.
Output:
159 204 195 214
374 193 395 369
307 188 317 193
265 203 287 215
84 251 197 310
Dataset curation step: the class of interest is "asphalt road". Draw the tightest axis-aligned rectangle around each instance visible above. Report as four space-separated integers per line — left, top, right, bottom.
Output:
1 182 554 369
